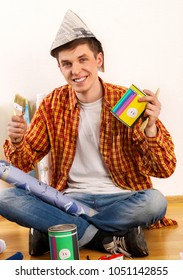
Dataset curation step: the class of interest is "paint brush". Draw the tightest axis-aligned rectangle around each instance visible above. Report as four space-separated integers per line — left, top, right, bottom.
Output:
13 94 26 116
140 88 160 132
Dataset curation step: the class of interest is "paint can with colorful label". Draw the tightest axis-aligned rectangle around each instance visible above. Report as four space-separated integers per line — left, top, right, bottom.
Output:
48 224 79 260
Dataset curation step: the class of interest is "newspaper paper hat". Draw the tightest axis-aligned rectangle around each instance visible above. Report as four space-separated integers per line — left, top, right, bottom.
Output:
50 9 96 56
50 10 104 71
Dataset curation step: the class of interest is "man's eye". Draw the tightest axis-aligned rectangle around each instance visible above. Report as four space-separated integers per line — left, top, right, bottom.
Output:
80 58 87 63
62 62 71 67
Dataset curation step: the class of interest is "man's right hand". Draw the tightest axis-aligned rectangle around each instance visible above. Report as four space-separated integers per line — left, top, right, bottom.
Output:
8 115 27 144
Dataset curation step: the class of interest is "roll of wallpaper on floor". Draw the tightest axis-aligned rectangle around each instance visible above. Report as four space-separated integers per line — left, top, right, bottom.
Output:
0 160 97 217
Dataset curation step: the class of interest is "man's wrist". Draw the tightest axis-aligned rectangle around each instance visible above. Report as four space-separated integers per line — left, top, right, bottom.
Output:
10 137 23 145
144 124 158 137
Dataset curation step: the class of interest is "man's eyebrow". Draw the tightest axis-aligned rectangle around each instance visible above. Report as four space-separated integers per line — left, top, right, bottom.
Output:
78 53 88 58
60 59 70 63
61 53 88 62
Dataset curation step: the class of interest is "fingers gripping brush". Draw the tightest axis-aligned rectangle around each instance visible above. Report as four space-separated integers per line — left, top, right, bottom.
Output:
140 88 160 132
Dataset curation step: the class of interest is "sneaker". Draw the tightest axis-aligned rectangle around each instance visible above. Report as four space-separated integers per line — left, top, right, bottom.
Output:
29 228 50 256
103 226 149 258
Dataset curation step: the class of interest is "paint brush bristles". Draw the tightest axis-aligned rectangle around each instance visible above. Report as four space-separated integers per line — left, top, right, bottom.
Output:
13 94 26 116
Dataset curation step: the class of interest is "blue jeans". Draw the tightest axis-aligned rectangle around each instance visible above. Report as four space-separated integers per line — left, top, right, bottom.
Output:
0 187 167 247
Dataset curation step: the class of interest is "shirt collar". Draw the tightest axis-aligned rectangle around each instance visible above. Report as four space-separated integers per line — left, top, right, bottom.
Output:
68 85 78 110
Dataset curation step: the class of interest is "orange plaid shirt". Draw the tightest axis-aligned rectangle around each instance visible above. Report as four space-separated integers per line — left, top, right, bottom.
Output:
4 78 176 194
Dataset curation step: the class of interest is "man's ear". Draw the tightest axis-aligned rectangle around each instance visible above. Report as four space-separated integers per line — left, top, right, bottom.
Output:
97 52 104 72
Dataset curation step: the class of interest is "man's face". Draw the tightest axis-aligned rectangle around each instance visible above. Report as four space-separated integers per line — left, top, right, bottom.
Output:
57 44 103 95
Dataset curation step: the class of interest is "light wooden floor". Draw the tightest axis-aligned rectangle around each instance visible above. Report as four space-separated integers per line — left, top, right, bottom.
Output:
0 196 183 260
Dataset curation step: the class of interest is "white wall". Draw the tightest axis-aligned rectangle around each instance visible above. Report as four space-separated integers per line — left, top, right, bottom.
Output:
0 0 182 196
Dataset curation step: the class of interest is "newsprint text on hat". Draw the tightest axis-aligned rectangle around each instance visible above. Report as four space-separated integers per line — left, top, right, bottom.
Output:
50 9 96 57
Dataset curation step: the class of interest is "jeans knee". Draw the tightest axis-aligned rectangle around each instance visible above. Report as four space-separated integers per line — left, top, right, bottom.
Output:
0 188 9 202
149 189 167 213
0 188 20 211
144 189 167 224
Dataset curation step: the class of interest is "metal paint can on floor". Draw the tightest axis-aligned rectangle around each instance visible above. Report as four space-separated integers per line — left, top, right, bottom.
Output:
48 224 79 260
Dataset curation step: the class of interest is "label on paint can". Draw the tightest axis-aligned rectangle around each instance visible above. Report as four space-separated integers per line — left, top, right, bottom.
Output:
48 224 79 260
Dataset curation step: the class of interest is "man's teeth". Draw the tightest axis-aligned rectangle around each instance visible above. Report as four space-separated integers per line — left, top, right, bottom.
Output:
74 77 86 82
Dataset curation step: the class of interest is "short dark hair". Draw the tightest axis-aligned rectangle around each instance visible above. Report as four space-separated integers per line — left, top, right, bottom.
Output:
52 37 104 72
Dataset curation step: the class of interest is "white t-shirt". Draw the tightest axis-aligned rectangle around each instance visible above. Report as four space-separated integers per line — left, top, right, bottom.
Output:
66 98 130 194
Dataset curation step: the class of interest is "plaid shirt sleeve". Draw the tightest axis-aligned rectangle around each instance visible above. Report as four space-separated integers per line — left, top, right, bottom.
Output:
3 101 51 173
131 118 176 178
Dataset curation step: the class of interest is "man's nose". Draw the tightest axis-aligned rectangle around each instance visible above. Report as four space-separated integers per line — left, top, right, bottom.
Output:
71 62 81 75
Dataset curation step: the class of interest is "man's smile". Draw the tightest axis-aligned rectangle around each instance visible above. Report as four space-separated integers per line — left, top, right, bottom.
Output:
72 76 87 83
